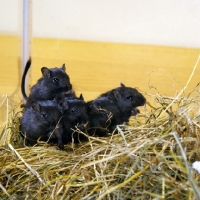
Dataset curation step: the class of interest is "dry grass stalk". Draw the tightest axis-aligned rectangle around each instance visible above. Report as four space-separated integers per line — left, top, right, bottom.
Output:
1 54 200 200
0 84 199 200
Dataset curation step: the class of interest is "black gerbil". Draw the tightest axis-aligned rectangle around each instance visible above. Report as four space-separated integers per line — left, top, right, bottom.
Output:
87 83 146 136
57 94 88 144
21 58 72 108
20 100 64 149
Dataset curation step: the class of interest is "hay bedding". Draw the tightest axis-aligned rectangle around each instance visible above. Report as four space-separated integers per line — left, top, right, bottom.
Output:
0 85 200 199
0 86 200 200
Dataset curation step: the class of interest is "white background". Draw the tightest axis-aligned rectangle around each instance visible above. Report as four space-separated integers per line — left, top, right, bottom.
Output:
0 0 200 48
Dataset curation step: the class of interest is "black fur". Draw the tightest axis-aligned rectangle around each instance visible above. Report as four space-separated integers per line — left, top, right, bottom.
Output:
57 94 88 144
20 100 64 149
21 58 72 108
87 83 146 136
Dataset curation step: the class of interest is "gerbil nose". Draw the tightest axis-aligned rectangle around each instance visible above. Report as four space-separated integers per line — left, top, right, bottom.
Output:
137 94 146 106
77 123 87 131
131 108 140 116
77 118 88 130
64 84 72 91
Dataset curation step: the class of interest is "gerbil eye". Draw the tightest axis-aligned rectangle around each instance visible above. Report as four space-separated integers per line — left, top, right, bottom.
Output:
53 77 59 83
126 96 132 100
41 113 48 118
71 109 76 113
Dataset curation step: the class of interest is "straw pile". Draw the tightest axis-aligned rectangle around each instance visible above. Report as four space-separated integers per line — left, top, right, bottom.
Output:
0 83 200 200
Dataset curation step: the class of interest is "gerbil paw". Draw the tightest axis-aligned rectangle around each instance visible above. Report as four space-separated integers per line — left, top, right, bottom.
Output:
58 142 64 150
131 108 140 116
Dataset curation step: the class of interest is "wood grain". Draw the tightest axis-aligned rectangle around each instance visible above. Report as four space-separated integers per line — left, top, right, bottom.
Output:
0 35 200 103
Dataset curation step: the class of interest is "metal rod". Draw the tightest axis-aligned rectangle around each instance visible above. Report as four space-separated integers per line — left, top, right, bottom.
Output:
22 0 32 102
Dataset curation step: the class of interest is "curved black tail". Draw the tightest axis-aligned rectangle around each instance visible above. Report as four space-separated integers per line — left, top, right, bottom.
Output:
21 58 31 100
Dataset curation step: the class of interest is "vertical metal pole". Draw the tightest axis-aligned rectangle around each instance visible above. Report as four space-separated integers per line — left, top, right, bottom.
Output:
22 0 32 102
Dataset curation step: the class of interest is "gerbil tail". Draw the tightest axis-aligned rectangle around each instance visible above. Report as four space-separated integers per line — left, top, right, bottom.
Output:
21 58 31 100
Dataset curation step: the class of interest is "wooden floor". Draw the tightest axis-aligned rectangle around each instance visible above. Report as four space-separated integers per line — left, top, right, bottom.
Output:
0 35 200 104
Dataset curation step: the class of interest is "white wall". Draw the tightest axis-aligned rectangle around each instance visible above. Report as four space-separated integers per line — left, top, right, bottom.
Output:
0 0 200 48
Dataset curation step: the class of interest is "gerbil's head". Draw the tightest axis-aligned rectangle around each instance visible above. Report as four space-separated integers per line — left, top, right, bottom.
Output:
20 100 63 149
41 63 72 93
61 94 88 129
31 101 62 131
107 83 146 116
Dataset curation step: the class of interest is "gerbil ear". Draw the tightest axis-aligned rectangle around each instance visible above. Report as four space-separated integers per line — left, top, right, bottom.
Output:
32 103 41 113
60 101 68 110
79 94 84 100
88 102 98 110
52 97 58 104
120 83 125 87
106 91 115 100
61 64 66 71
113 90 122 100
41 67 51 78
